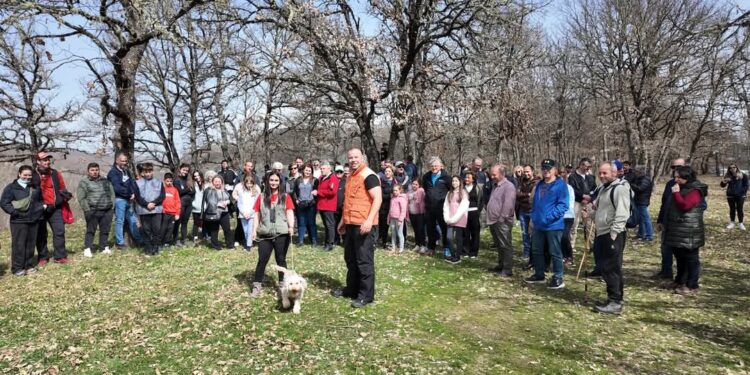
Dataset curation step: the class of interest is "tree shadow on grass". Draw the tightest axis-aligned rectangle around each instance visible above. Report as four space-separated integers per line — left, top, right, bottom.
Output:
234 270 281 290
303 271 342 291
0 260 7 277
639 315 750 349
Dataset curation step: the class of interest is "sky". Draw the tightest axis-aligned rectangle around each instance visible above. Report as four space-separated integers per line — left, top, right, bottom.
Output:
23 0 750 148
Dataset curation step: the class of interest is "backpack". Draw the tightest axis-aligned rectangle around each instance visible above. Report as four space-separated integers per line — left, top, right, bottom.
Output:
609 183 639 229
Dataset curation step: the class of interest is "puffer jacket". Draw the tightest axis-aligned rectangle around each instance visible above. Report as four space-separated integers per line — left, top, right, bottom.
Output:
720 172 748 198
664 181 708 249
1 181 44 224
631 174 653 206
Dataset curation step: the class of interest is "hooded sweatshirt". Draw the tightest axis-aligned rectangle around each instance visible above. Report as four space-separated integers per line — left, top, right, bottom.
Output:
530 177 569 231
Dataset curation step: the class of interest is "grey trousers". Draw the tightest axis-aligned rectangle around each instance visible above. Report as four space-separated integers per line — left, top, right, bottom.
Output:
490 221 514 273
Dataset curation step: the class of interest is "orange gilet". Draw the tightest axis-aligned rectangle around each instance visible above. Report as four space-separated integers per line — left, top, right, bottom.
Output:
343 165 379 225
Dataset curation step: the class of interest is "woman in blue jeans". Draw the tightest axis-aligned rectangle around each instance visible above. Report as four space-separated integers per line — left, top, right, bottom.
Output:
292 164 319 246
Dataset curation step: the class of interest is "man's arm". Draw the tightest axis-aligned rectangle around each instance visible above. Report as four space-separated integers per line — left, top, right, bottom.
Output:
360 186 382 234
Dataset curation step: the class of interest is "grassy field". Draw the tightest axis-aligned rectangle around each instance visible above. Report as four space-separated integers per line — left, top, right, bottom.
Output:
0 177 748 374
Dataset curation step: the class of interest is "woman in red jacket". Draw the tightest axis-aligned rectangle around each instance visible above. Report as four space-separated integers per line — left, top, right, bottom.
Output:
317 161 340 251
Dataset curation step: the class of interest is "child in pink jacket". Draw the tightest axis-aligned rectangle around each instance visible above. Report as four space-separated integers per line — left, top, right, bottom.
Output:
388 184 408 253
409 180 427 254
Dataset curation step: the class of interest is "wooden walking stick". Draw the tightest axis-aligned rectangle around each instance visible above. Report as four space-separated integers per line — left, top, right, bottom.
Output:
576 211 593 281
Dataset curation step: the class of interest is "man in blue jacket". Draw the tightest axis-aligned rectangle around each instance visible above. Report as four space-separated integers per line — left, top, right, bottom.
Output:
525 159 570 289
107 152 142 248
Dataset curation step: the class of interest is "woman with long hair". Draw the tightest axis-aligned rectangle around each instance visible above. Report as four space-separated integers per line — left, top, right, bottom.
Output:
189 170 206 242
234 173 261 250
720 164 748 230
443 175 469 264
251 172 295 298
292 164 319 246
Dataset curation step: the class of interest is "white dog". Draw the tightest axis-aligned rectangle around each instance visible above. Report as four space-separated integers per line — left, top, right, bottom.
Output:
271 265 307 314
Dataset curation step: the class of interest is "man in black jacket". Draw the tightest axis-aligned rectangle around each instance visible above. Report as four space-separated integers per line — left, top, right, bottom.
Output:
631 166 654 241
172 164 194 247
568 158 596 254
421 157 452 255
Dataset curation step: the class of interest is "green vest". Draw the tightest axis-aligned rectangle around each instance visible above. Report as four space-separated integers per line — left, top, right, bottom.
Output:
257 195 289 238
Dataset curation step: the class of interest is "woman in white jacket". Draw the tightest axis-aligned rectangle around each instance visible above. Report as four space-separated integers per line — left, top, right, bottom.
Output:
233 174 261 250
443 176 470 264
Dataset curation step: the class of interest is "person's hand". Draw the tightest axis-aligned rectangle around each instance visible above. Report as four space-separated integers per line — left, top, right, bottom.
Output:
147 202 156 210
656 223 662 232
610 232 618 242
130 194 135 200
671 184 680 193
360 219 373 234
252 230 257 239
218 201 227 209
312 190 318 197
176 215 180 220
288 226 294 236
398 220 403 226
337 221 346 236
244 213 251 220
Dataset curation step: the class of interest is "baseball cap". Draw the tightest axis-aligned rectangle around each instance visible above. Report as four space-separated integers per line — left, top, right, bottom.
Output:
395 161 405 167
334 165 344 172
541 159 556 171
565 164 573 169
36 151 52 160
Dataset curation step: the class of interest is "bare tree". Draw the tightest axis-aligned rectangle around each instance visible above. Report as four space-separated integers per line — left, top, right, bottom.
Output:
0 20 81 163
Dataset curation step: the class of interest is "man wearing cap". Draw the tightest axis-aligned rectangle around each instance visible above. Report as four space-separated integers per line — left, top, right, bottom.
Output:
568 158 596 256
525 159 570 289
335 148 382 308
393 161 410 191
31 151 70 264
107 152 143 249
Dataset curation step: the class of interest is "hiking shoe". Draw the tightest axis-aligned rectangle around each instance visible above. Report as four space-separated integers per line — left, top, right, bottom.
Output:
740 223 747 231
37 259 48 267
250 282 262 298
331 289 355 299
726 222 736 230
595 301 623 315
102 247 112 255
13 270 26 277
496 271 513 278
26 267 38 274
653 271 673 279
524 275 545 284
547 278 565 289
83 248 93 258
587 269 602 278
412 245 421 252
351 299 371 308
595 299 610 307
444 257 461 265
674 286 698 296
54 257 69 264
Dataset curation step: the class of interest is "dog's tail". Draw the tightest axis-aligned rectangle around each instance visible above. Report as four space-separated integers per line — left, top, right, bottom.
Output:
271 264 293 275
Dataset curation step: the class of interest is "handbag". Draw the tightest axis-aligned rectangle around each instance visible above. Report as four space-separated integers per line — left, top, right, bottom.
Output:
11 188 33 212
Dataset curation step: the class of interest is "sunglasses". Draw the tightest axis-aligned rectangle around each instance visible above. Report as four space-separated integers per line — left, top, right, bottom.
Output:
670 165 678 169
335 171 344 174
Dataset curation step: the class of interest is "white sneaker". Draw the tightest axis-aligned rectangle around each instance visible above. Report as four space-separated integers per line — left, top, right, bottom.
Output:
412 245 420 252
102 247 112 255
727 222 736 230
740 223 746 231
83 248 93 258
234 242 240 248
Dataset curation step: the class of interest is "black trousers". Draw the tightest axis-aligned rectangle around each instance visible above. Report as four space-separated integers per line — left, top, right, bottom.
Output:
36 207 67 260
465 211 481 256
139 214 163 254
343 225 377 302
191 212 204 239
255 234 290 283
11 222 38 273
84 209 114 250
728 196 745 223
410 213 426 247
172 204 193 243
425 207 448 251
674 247 700 289
162 214 176 245
205 213 233 249
594 232 625 303
320 211 337 245
334 211 342 244
561 218 574 259
378 211 389 246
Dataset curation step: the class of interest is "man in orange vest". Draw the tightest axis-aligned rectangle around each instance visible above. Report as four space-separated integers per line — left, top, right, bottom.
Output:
335 148 382 308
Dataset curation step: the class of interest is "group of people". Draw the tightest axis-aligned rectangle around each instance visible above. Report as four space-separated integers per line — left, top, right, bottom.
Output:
1 148 745 313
